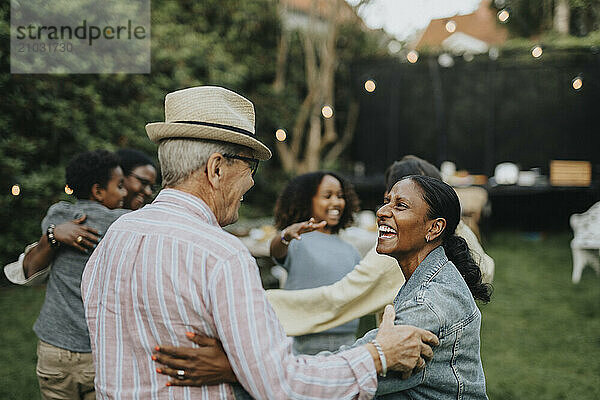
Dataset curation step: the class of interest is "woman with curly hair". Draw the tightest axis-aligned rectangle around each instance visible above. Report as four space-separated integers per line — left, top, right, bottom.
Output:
269 171 361 354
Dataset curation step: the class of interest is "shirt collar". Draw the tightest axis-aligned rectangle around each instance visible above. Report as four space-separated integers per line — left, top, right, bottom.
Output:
152 189 220 227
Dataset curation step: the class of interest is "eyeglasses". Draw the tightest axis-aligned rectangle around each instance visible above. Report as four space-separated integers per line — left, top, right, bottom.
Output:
222 153 260 177
130 173 159 192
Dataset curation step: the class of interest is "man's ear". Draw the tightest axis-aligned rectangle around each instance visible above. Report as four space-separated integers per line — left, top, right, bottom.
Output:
428 218 447 241
90 183 104 203
205 153 225 188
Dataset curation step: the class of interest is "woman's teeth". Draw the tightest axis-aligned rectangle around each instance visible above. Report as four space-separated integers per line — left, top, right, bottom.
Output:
378 225 396 238
327 209 340 217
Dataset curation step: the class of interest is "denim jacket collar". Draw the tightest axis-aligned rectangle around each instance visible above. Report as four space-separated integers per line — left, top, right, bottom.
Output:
396 245 448 301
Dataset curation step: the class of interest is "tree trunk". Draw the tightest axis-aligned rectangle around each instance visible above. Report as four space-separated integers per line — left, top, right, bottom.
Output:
273 0 289 93
553 0 570 34
275 0 357 175
324 99 359 165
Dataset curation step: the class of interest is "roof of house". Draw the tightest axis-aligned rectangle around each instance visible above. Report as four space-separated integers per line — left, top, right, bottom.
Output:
415 0 508 51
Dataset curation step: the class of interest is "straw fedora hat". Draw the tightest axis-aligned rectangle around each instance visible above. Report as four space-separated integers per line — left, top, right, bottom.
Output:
146 86 272 160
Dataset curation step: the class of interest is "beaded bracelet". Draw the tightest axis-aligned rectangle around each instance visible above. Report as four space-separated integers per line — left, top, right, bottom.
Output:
46 224 60 248
371 339 387 377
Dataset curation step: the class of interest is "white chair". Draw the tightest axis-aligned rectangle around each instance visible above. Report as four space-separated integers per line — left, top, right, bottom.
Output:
570 201 600 283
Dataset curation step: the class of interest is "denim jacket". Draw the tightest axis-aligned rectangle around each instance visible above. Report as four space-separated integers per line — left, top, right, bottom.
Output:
351 246 488 400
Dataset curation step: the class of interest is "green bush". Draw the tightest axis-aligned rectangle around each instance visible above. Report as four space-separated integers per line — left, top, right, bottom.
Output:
1 0 281 263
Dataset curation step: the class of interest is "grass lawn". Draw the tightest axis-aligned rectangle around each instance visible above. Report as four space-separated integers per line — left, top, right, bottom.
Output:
0 231 598 399
481 231 600 399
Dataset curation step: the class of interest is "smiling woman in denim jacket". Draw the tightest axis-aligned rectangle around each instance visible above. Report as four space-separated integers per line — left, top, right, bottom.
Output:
352 174 491 399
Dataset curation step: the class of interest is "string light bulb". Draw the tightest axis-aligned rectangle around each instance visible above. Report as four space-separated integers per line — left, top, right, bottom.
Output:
445 20 456 33
275 128 287 141
497 9 510 23
65 185 74 195
11 184 20 196
406 50 419 64
572 76 583 91
321 105 334 119
364 79 376 93
531 45 543 58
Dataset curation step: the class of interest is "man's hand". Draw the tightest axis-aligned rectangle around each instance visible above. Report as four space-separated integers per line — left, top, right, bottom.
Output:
54 214 100 253
374 305 439 379
152 332 237 386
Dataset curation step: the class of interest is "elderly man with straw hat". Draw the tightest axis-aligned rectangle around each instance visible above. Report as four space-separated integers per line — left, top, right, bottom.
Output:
81 86 438 399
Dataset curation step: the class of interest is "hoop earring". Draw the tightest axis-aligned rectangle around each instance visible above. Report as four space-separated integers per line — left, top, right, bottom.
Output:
425 236 430 243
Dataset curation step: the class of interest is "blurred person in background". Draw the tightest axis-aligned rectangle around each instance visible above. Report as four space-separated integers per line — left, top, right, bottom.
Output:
269 171 361 354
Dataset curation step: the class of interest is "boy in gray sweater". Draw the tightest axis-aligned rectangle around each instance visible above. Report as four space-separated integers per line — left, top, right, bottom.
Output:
24 150 128 400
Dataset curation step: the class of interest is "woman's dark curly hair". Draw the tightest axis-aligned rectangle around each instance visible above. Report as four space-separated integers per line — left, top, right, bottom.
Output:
116 148 156 176
274 171 359 234
66 150 121 200
406 175 492 303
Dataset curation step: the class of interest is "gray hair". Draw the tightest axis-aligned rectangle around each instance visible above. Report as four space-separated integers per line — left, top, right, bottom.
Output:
158 138 249 187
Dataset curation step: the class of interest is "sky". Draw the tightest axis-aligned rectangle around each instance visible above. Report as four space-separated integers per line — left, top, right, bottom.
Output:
347 0 483 41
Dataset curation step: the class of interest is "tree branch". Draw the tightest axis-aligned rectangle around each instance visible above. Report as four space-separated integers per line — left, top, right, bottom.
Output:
324 99 359 164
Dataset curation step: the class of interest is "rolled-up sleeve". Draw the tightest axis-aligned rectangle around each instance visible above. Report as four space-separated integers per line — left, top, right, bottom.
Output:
3 243 51 286
209 250 378 399
267 246 403 336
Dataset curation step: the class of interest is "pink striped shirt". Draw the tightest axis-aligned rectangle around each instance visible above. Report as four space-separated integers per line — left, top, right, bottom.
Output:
82 189 377 399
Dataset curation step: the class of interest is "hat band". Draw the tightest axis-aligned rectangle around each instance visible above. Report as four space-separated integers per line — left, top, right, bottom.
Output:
172 120 255 138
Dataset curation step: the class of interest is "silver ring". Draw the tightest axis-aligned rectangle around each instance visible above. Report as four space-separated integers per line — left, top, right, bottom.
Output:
76 236 84 244
176 369 185 380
